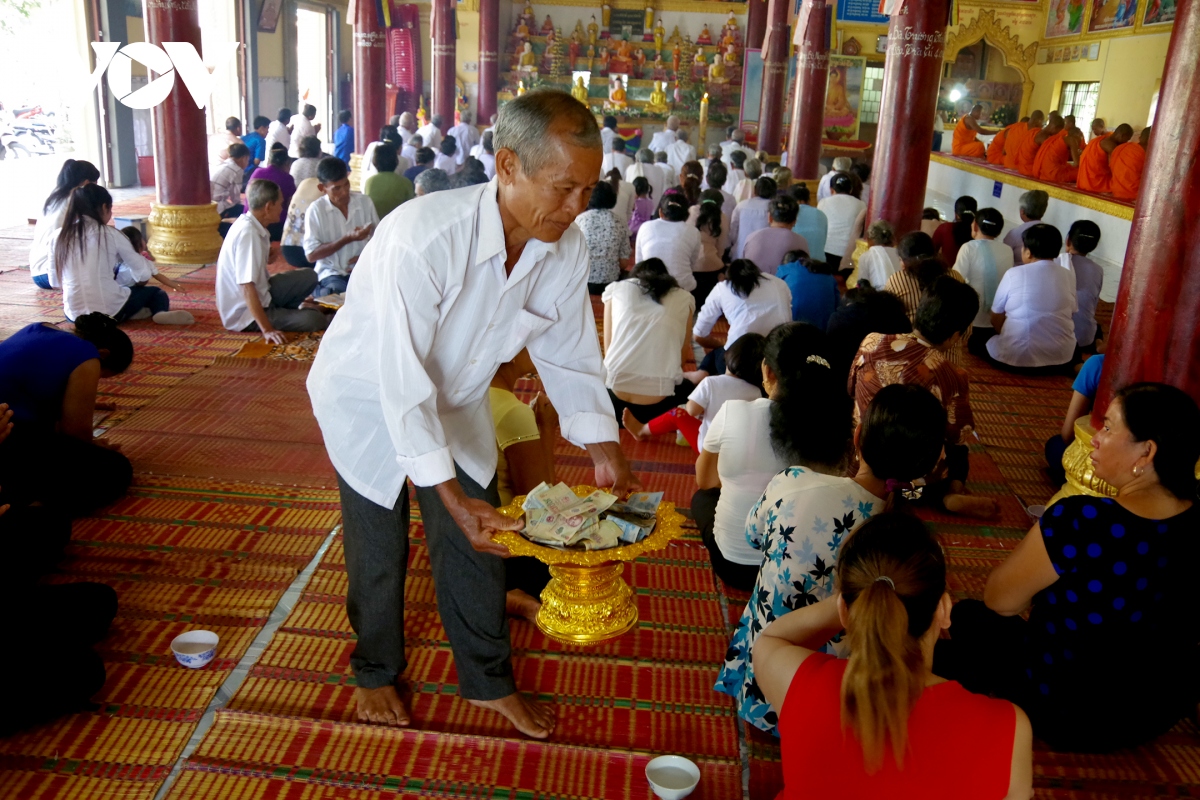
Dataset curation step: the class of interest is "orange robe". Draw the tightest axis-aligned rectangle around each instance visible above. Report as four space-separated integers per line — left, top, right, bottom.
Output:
1034 129 1078 184
1003 124 1030 169
952 117 987 158
1110 142 1146 201
987 123 1017 165
1016 128 1043 176
1076 133 1113 193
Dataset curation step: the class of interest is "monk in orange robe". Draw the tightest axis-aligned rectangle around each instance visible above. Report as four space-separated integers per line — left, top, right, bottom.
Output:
1090 118 1108 141
1017 112 1060 177
987 117 1026 165
1034 116 1082 184
952 103 988 158
1077 123 1132 193
1110 126 1152 201
1008 110 1044 171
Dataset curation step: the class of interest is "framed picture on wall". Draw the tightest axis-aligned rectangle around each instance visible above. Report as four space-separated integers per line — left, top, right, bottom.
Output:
1088 0 1137 33
823 55 865 141
1044 0 1085 37
258 0 284 34
1143 0 1176 25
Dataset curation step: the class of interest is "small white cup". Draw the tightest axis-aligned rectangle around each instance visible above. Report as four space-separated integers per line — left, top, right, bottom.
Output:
170 630 219 669
645 755 700 800
1026 504 1046 519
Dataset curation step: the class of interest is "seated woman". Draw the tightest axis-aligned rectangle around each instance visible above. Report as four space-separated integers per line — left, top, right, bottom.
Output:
624 331 764 454
362 142 414 219
634 192 701 293
249 145 297 241
953 207 1015 358
693 259 792 377
1063 220 1105 359
602 258 696 425
577 181 632 295
856 219 902 290
489 349 554 623
289 135 324 184
937 383 1200 752
0 314 134 517
687 189 731 310
51 185 192 325
30 158 101 290
826 283 911 379
1044 354 1104 486
777 252 838 331
753 512 1032 798
716 382 949 734
280 177 322 269
931 195 977 266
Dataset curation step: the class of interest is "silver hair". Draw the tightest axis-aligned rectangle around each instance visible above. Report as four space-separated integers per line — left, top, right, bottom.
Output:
247 178 281 210
666 115 680 130
832 156 853 172
398 112 416 128
414 168 451 195
744 158 763 180
707 143 722 159
866 219 895 246
655 151 668 163
1019 189 1049 219
493 90 602 176
732 129 745 143
676 129 688 143
430 114 444 127
389 114 400 126
636 147 655 164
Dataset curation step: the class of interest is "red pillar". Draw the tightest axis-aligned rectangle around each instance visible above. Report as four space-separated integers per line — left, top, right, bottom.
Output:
1092 0 1200 421
432 0 456 124
478 0 500 123
353 0 387 154
747 0 768 51
867 0 948 237
757 0 791 155
786 0 829 180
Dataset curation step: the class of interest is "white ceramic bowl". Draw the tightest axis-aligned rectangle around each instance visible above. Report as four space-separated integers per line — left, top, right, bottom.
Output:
170 630 219 669
1026 504 1047 519
646 755 700 800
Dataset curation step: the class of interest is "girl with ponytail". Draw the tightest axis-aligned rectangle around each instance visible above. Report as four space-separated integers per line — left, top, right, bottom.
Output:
716 382 950 735
687 188 730 309
29 159 101 289
931 194 978 265
52 185 192 325
751 512 1032 797
1063 219 1104 355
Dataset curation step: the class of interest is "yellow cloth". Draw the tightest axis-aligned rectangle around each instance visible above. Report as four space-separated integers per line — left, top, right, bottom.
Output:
490 387 541 506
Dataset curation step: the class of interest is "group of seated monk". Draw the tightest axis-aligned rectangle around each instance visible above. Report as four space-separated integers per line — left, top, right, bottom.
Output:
953 105 1150 201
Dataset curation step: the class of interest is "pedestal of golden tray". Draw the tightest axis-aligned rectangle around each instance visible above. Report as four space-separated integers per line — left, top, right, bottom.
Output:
494 485 685 645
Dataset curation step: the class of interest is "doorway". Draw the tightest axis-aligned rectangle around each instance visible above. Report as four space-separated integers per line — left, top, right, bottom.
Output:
296 4 333 146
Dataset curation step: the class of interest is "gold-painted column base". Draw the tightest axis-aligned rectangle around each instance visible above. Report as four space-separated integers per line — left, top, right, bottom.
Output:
1048 418 1117 506
536 562 638 645
349 153 364 194
147 202 222 266
845 237 869 286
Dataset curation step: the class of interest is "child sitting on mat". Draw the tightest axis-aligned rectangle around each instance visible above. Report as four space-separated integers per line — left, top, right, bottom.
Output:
623 333 765 452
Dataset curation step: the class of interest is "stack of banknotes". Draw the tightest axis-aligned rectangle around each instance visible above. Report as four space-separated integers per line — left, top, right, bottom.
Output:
520 482 664 551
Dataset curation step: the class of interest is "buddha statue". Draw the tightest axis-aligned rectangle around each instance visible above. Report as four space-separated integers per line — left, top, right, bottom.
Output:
614 36 633 64
517 80 527 96
697 24 712 45
587 15 599 45
646 80 670 114
571 75 589 105
541 14 555 35
607 76 627 110
518 41 537 70
654 18 665 51
708 51 727 83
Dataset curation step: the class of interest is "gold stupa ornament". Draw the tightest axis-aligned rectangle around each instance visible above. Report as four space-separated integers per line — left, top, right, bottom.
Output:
494 485 685 644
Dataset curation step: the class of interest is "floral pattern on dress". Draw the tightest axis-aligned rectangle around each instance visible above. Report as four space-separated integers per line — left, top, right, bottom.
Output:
576 209 632 286
714 466 879 735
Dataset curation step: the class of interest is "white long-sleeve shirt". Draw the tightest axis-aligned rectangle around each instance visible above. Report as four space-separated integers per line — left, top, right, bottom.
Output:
625 162 664 204
634 218 700 292
51 217 155 319
306 180 620 507
447 123 480 166
29 199 68 280
288 114 318 158
693 273 792 348
210 159 244 214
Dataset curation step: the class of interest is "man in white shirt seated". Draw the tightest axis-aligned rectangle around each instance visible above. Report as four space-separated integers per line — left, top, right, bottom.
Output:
1001 189 1049 266
816 156 852 201
416 113 443 151
721 128 754 166
700 143 723 188
303 157 380 297
397 111 417 146
266 107 292 154
599 114 618 154
648 115 680 153
447 111 481 168
817 172 867 267
654 151 678 189
477 131 497 179
216 179 329 341
434 136 459 174
208 116 243 169
987 223 1077 373
626 148 665 201
288 104 321 158
601 136 632 178
306 91 638 738
400 133 422 164
666 129 697 178
212 143 251 238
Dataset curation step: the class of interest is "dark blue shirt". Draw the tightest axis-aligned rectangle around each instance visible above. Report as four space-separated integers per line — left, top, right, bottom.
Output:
0 323 99 429
403 164 428 183
777 260 839 330
334 124 354 165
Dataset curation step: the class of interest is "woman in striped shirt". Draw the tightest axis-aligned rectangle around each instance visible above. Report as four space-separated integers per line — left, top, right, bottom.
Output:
883 232 969 365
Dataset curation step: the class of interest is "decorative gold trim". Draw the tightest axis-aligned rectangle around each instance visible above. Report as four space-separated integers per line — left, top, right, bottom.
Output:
845 237 869 287
349 152 364 195
147 202 222 266
944 9 1038 117
509 0 748 13
1048 417 1117 505
929 153 1135 220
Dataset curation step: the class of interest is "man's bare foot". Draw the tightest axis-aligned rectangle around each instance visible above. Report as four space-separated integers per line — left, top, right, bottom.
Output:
622 408 649 439
355 685 411 727
467 692 556 739
943 493 999 518
506 589 541 623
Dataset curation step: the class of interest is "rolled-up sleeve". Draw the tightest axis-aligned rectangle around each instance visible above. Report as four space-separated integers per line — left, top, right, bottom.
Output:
693 285 723 337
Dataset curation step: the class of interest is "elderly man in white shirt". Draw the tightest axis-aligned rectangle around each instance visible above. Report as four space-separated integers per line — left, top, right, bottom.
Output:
416 113 444 151
601 136 633 178
212 143 251 237
720 128 754 166
306 92 638 739
988 222 1077 370
648 115 680 153
599 114 618 154
266 108 292 155
626 148 665 202
665 129 697 178
397 111 417 146
288 104 321 158
447 112 481 168
216 179 328 341
816 157 853 201
303 157 380 297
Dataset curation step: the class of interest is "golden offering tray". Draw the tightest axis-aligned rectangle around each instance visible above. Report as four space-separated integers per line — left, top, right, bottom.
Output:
494 485 685 645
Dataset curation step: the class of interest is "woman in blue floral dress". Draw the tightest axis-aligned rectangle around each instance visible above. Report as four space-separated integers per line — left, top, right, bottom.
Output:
716 383 950 734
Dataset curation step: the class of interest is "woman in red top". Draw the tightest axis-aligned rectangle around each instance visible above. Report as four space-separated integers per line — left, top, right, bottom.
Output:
931 195 978 266
753 513 1033 799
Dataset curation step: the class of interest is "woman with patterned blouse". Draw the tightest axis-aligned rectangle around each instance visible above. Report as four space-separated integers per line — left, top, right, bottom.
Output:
716 383 948 734
577 181 633 294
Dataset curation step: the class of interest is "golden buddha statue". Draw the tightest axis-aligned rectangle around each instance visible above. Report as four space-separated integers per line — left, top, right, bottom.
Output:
571 75 589 105
697 24 712 45
517 80 527 96
518 41 537 70
654 18 665 51
587 15 599 45
646 80 670 114
614 36 633 63
606 76 627 110
708 52 727 83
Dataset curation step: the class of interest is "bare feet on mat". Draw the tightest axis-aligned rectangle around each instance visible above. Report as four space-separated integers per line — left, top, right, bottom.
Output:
355 685 410 727
943 493 999 518
622 408 648 439
468 692 556 739
505 589 541 623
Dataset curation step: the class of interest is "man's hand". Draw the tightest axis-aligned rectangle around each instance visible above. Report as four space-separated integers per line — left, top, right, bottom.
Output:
586 440 641 496
350 226 372 242
262 329 287 345
435 479 523 557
